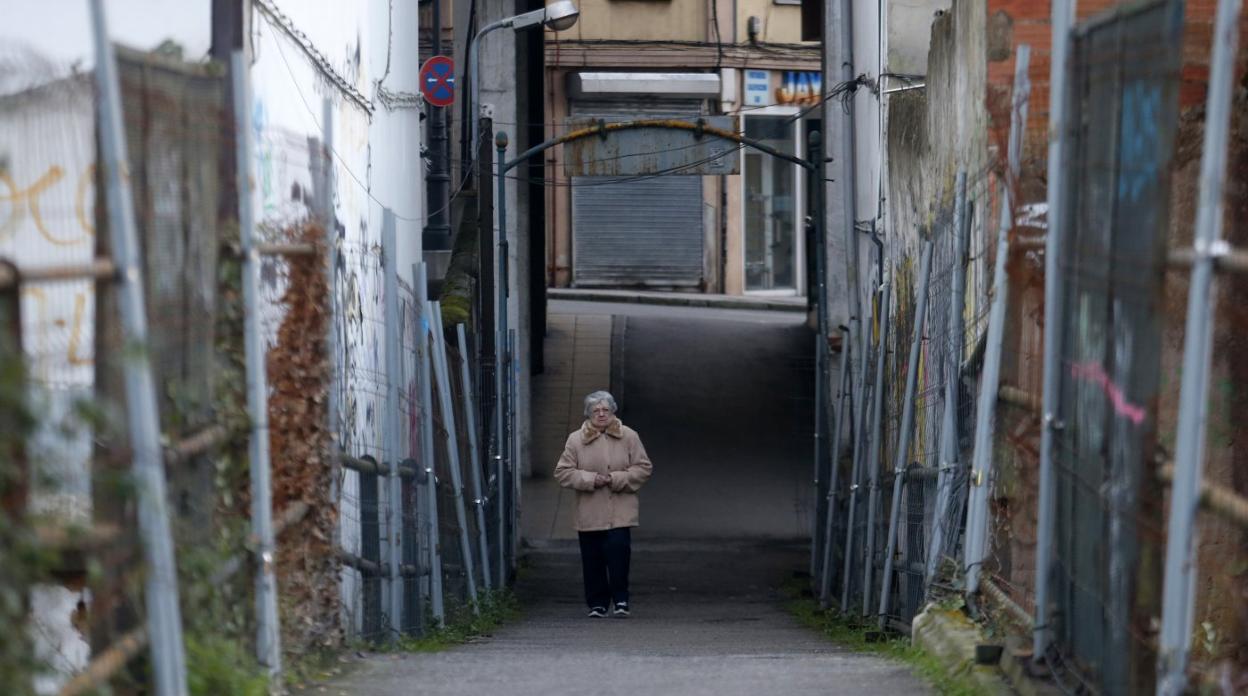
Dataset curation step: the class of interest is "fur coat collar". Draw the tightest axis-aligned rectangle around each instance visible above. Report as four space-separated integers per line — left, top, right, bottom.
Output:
581 417 623 444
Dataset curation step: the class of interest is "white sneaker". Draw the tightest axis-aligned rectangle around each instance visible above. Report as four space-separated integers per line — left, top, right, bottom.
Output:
613 602 630 618
587 606 608 618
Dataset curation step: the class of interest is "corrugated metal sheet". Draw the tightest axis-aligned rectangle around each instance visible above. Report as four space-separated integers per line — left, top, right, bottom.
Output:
572 175 703 287
570 99 705 287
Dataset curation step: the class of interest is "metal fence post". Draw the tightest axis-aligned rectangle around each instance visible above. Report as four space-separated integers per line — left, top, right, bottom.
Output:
90 2 189 692
812 305 827 583
819 331 851 607
927 366 959 587
230 49 283 675
457 324 493 592
965 45 1030 599
1157 0 1241 691
810 130 830 585
508 329 519 574
381 210 405 636
495 133 510 588
927 171 969 585
414 263 445 623
321 97 340 469
862 277 891 616
878 240 933 628
1036 0 1074 661
430 303 481 610
840 327 871 611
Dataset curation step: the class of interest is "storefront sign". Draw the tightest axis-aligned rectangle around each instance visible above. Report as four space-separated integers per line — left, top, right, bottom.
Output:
740 70 823 107
775 71 821 105
744 70 770 106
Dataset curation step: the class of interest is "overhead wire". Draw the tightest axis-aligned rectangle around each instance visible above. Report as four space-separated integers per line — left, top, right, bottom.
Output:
266 15 423 222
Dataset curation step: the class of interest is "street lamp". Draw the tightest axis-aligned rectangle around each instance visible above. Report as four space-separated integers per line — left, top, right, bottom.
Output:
468 0 580 157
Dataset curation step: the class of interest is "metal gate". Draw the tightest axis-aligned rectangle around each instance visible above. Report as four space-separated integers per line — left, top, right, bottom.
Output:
570 99 705 288
1050 2 1182 692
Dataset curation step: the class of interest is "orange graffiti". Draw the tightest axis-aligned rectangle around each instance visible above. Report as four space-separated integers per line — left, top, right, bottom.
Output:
19 286 95 371
1 166 95 246
75 165 96 237
66 291 91 366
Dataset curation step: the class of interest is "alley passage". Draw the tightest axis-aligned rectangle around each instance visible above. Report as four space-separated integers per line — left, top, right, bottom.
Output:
328 301 928 695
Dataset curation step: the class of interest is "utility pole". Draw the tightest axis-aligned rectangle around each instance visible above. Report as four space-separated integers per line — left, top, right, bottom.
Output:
424 0 453 254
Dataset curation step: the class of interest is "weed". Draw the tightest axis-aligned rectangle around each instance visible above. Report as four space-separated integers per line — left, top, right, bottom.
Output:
396 590 520 653
186 634 268 696
781 577 983 696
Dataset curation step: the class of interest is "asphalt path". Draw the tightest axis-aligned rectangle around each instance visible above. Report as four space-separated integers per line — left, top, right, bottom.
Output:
337 540 927 696
317 302 928 696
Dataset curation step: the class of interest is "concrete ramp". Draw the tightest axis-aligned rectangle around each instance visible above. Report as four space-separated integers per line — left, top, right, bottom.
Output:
527 301 816 541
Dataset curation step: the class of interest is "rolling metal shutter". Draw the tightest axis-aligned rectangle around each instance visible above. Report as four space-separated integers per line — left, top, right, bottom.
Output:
570 99 705 288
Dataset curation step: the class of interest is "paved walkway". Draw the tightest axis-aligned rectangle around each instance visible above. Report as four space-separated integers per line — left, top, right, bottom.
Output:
313 301 928 696
336 540 927 696
526 312 613 540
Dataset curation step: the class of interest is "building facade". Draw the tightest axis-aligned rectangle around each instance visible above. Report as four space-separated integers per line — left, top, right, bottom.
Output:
544 0 820 296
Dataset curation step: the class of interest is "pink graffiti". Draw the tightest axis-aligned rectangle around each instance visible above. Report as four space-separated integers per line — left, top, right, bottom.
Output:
1068 361 1148 426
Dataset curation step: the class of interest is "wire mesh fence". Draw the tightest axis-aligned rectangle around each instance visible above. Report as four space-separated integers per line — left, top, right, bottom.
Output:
821 160 1001 627
1044 3 1183 692
0 11 508 693
817 1 1248 693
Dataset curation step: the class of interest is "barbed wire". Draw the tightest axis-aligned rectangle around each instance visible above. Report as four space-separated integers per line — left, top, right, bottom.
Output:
254 0 375 115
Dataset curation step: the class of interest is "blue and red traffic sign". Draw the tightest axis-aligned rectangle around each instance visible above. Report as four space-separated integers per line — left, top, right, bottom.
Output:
420 56 455 107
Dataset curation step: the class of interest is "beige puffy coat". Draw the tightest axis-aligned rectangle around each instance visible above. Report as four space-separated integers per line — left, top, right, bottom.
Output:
553 418 653 532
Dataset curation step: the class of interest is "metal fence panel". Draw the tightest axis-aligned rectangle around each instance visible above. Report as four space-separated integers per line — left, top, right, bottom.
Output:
1051 2 1183 692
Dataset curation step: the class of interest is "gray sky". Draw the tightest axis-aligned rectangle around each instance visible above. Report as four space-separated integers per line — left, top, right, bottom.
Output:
0 0 211 89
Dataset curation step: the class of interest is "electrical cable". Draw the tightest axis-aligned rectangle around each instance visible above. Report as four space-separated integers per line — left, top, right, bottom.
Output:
269 26 423 222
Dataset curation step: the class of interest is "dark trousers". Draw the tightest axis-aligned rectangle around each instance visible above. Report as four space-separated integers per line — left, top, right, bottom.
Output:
578 527 631 609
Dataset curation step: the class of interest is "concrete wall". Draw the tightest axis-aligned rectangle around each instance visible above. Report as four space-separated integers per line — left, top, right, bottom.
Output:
883 0 985 274
823 0 952 332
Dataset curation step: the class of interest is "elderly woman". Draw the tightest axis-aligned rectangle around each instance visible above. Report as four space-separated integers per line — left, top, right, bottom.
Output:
554 390 653 618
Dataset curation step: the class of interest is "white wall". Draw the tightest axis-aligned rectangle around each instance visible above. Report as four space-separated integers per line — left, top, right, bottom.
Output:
248 0 423 635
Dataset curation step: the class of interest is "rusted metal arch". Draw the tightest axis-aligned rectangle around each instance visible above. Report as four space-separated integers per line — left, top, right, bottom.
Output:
501 117 816 173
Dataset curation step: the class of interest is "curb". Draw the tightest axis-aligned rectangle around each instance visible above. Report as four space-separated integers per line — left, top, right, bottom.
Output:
548 288 810 313
912 607 1015 695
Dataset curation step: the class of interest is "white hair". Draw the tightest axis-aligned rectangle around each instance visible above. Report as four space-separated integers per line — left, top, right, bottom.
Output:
583 390 618 418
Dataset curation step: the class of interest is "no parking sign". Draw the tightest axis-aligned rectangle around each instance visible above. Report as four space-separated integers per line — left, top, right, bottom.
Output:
420 56 455 107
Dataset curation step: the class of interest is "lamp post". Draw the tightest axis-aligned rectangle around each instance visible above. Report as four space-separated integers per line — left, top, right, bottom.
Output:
468 0 579 162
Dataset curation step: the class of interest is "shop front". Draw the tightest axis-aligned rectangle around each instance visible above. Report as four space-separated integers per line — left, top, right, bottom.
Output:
736 69 821 296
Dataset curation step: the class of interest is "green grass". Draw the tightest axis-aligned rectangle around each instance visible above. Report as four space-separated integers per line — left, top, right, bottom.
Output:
781 578 983 696
396 590 521 653
186 635 269 696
